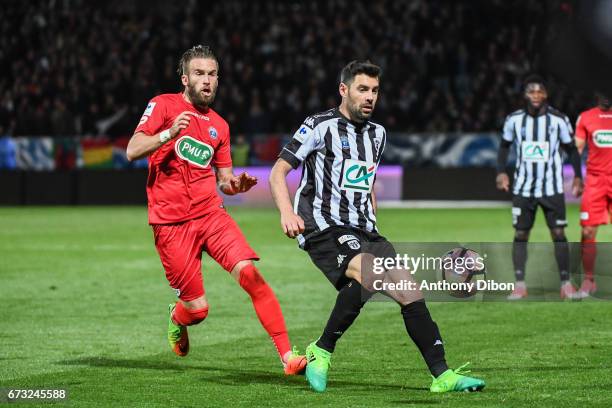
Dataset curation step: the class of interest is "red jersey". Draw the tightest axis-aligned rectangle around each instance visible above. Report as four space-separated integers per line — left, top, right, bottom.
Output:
135 93 232 224
575 107 612 175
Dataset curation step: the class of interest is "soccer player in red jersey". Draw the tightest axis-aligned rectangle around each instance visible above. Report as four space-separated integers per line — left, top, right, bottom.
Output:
575 92 612 297
125 45 306 375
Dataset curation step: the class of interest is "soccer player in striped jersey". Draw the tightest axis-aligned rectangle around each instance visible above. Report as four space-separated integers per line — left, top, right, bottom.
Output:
270 60 484 393
496 75 584 299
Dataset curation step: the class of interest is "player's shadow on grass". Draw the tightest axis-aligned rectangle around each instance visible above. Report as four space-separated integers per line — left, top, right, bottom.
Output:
59 357 302 383
475 365 609 372
59 357 301 387
59 357 202 372
202 370 424 391
58 357 423 391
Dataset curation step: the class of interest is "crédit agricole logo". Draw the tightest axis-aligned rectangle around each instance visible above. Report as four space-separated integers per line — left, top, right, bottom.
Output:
342 159 376 193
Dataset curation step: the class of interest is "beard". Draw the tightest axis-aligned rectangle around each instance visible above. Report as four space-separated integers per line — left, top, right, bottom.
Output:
348 101 374 122
187 82 216 108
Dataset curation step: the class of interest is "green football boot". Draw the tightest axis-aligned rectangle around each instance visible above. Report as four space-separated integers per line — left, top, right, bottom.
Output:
430 363 485 393
305 341 332 392
167 303 189 357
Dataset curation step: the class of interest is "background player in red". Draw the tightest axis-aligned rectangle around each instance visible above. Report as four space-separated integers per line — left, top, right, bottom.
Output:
125 45 306 375
575 92 612 297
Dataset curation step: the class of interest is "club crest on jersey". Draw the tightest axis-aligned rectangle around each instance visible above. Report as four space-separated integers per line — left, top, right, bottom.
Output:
521 141 549 162
593 130 612 148
208 126 218 139
175 136 214 168
341 159 376 193
338 235 361 250
347 240 361 250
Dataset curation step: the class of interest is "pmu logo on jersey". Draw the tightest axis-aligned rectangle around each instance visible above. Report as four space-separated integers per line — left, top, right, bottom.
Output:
593 130 612 148
342 159 376 193
521 141 549 162
175 136 214 168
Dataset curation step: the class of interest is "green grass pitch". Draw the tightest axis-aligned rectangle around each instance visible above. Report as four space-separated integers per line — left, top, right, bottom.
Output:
1 205 611 407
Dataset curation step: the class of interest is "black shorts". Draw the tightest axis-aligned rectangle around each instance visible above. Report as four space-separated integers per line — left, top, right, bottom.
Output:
303 226 396 290
512 194 567 230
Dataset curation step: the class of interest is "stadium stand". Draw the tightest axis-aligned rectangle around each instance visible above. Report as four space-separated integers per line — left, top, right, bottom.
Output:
0 0 591 142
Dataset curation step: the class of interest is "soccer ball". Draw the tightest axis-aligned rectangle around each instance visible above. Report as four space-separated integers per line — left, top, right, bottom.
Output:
440 247 486 298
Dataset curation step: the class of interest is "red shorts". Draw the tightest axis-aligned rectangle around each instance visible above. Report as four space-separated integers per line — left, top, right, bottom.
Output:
152 208 259 301
580 173 612 226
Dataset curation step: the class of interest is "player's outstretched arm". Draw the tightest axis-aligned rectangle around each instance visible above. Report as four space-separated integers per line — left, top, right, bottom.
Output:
216 167 257 195
269 159 304 238
126 111 191 161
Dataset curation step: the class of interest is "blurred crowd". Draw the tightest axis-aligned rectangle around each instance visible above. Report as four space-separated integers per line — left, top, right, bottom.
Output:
0 0 592 140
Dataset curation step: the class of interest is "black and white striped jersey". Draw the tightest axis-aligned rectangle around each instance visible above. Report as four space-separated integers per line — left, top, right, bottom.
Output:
502 106 574 198
279 108 386 247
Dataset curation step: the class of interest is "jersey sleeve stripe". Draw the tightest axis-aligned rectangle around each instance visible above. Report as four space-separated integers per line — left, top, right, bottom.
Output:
279 148 301 169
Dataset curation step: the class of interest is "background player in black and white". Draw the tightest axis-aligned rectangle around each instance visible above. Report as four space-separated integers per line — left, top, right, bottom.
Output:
496 75 583 299
269 60 485 393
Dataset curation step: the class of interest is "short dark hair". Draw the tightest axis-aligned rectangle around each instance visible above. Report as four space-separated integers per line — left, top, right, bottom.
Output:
340 60 381 86
523 74 547 91
177 45 218 76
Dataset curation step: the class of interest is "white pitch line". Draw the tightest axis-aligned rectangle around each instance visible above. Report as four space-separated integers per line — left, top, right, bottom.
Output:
0 244 149 251
378 200 512 209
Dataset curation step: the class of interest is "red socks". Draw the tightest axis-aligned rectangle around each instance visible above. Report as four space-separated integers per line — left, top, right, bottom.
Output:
581 238 596 281
172 301 209 326
239 264 291 360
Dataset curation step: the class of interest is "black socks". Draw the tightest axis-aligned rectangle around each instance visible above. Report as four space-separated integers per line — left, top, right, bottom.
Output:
401 300 448 377
512 237 528 281
316 280 372 353
316 281 449 378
